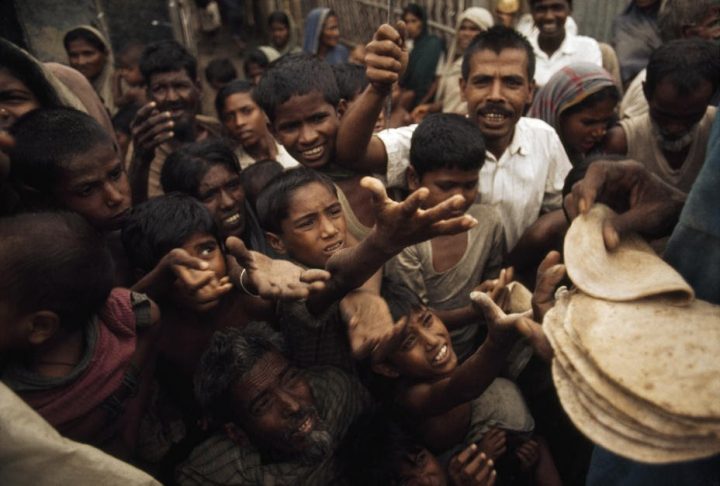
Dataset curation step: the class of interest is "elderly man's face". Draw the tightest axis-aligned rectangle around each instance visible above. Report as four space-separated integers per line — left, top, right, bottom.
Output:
231 350 327 457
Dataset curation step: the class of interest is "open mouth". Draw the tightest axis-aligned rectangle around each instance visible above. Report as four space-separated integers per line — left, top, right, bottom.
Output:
479 109 511 127
222 213 243 232
323 240 344 254
301 145 325 162
432 344 449 365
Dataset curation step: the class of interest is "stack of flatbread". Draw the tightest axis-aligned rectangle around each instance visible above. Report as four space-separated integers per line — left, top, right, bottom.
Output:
544 204 720 463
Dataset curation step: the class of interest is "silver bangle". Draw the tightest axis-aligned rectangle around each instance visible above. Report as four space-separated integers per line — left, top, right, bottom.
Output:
239 268 259 297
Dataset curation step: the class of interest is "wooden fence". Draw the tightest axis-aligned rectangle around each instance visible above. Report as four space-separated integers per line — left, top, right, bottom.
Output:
258 0 630 49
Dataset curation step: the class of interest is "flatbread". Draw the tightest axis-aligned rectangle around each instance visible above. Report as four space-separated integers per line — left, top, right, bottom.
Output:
564 204 693 302
567 292 720 420
552 361 720 463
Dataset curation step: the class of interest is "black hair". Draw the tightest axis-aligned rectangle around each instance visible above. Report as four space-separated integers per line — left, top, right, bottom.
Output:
194 322 285 422
0 38 64 111
644 39 720 98
112 103 141 136
255 166 337 234
117 42 145 66
121 192 221 272
560 85 620 119
205 58 237 86
410 113 485 178
380 278 426 323
332 62 369 102
462 25 535 82
268 10 291 27
0 211 114 329
63 27 107 54
402 3 427 24
243 48 272 79
255 53 340 122
241 159 284 209
214 79 255 120
338 411 427 486
161 139 241 197
139 40 197 83
529 0 572 6
9 107 114 195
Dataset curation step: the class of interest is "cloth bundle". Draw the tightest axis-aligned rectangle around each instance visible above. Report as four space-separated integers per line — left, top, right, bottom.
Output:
545 204 720 463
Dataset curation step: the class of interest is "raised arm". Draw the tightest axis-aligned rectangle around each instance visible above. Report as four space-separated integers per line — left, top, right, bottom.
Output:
401 292 523 417
335 23 408 174
308 177 477 312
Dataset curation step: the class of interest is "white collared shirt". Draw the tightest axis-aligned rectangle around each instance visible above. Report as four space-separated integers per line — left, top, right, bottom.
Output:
530 32 603 87
378 118 572 249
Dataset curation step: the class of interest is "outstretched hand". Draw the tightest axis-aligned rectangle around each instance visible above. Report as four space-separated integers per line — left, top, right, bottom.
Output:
564 159 684 250
225 236 330 300
365 21 409 94
361 176 478 255
475 267 515 313
340 290 407 363
449 443 497 486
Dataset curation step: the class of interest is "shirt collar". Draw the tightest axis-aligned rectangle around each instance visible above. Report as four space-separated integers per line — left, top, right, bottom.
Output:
485 121 528 162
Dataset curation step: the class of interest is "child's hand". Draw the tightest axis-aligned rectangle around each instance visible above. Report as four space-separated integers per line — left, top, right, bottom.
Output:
475 267 514 313
478 427 507 460
361 176 478 254
225 236 330 300
130 101 174 157
449 443 497 486
365 22 409 94
340 290 406 362
173 266 233 311
469 291 525 348
132 247 211 298
515 439 540 471
531 251 565 322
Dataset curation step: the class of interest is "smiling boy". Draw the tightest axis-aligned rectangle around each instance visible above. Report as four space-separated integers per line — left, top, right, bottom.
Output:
255 53 379 241
335 25 572 250
385 113 506 361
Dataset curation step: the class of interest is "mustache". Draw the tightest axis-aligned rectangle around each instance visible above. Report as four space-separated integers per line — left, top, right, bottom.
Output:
477 104 514 117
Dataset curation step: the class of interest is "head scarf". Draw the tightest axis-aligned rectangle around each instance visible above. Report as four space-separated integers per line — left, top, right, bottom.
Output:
270 11 301 56
436 8 494 114
528 63 616 130
302 8 348 65
446 7 494 67
64 25 116 114
0 37 114 138
257 46 281 64
401 3 445 107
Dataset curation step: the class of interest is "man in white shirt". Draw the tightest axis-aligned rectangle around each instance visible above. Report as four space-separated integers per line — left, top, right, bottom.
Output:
528 0 602 87
334 25 571 250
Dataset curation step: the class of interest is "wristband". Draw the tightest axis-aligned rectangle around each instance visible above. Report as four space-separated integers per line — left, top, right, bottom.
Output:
239 268 259 297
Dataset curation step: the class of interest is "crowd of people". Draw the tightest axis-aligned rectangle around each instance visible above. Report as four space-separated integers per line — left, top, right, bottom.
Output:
1 0 719 484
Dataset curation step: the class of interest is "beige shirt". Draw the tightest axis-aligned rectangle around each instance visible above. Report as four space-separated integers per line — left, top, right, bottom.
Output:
0 382 159 485
620 106 716 194
385 203 505 360
378 118 572 249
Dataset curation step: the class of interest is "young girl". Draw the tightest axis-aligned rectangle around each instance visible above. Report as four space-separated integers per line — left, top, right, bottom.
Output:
528 63 619 165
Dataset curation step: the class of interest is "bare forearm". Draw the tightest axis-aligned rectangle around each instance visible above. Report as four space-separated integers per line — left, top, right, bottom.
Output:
335 85 388 173
414 338 513 417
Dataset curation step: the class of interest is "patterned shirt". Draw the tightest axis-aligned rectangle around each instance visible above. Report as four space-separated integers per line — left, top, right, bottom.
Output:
176 367 370 485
